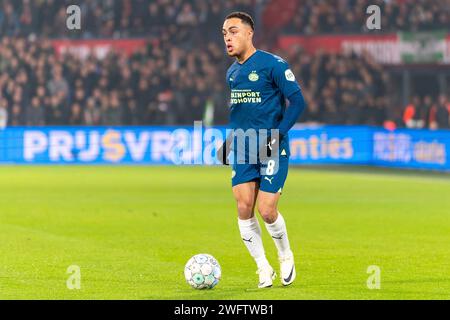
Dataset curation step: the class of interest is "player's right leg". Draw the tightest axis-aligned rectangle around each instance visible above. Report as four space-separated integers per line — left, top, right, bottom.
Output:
257 190 295 286
232 180 276 288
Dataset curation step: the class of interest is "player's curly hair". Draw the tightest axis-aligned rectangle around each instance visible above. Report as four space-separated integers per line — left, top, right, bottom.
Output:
225 12 255 31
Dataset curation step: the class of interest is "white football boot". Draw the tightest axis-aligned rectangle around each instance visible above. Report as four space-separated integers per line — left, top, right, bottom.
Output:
257 265 277 288
279 251 296 286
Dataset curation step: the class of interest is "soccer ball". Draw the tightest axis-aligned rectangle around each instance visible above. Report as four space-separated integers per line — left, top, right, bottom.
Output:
184 254 221 289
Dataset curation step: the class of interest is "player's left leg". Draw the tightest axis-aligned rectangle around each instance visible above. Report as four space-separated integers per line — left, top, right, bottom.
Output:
258 156 295 286
257 191 295 286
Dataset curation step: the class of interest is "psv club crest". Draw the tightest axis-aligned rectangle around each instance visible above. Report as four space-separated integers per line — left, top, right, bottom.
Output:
248 71 259 82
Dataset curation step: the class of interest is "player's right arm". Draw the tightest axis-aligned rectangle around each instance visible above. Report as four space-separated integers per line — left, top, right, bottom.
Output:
217 67 236 165
216 131 234 165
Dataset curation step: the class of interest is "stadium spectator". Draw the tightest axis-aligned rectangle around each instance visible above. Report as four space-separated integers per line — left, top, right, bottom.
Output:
25 96 45 126
47 66 69 98
0 98 7 128
422 95 434 128
429 95 450 129
84 97 101 126
46 93 67 125
68 102 83 125
403 96 424 128
8 103 22 126
101 91 123 126
0 1 20 36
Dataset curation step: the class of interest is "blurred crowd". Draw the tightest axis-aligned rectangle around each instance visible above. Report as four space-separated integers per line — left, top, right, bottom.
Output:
0 37 230 127
0 0 449 129
2 0 448 38
0 34 400 128
0 0 256 127
403 95 450 130
0 0 254 39
279 46 390 126
284 0 450 34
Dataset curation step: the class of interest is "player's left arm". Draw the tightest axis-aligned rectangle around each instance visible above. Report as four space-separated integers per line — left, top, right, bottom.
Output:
260 60 307 159
272 60 306 137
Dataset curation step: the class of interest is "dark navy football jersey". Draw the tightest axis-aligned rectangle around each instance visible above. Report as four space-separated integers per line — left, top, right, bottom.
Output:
226 49 301 133
226 50 301 159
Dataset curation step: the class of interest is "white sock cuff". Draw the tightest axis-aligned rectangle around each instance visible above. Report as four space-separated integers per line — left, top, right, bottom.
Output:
238 216 258 228
265 212 285 231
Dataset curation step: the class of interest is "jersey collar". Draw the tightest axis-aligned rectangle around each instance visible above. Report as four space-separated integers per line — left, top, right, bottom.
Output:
237 49 259 66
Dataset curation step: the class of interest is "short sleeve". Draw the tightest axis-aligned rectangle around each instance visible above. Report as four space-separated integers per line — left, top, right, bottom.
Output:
271 59 301 98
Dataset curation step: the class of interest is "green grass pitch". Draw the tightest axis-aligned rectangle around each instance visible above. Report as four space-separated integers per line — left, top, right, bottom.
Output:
0 165 449 299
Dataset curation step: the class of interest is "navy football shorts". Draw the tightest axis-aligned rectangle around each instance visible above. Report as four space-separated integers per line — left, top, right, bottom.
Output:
231 153 289 194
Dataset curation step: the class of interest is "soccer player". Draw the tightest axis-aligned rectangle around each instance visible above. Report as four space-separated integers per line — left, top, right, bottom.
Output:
219 12 306 288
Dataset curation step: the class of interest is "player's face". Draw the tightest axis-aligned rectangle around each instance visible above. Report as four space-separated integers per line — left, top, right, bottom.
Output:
222 18 253 58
